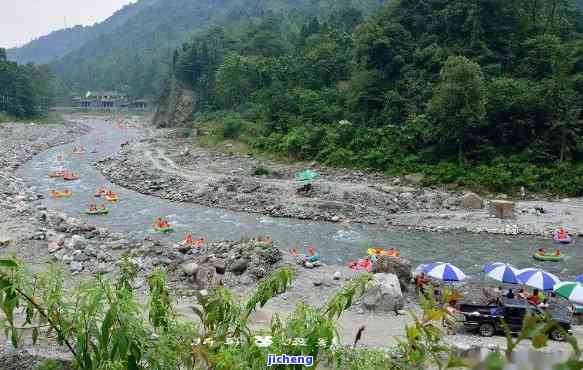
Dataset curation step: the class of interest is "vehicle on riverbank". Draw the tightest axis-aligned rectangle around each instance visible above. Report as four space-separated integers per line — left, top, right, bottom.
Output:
460 299 572 341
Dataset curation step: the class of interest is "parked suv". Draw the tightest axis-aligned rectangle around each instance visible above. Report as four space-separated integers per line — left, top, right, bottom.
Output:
460 299 573 341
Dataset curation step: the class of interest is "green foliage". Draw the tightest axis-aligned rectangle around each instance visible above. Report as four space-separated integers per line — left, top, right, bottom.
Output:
2 257 583 369
153 0 583 196
428 55 487 163
0 48 54 119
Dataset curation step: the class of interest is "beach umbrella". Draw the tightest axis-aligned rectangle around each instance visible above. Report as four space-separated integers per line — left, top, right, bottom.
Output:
423 262 466 282
553 282 583 305
295 170 320 182
576 275 583 284
414 263 429 275
517 268 560 291
483 263 521 284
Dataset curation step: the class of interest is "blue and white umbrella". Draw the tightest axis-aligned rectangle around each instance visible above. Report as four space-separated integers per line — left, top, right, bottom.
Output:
576 274 583 284
423 262 466 282
517 268 561 291
483 263 521 284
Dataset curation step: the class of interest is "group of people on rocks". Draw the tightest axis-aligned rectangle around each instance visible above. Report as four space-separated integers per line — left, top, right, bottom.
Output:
183 233 204 247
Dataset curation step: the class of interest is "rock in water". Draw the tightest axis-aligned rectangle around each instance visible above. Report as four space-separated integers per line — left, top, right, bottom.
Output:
362 273 404 313
333 271 342 280
461 192 483 209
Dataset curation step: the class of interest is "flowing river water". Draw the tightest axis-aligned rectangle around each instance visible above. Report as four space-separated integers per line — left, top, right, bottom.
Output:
15 117 583 281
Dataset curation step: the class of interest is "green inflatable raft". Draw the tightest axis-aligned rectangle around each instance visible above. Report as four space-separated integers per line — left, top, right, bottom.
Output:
533 252 564 262
86 208 109 215
154 225 174 234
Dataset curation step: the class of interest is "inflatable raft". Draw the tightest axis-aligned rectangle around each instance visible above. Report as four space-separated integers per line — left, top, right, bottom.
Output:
105 194 119 202
86 208 109 215
553 232 572 244
63 173 79 181
533 252 564 262
154 225 174 234
348 258 372 272
367 247 400 257
48 171 65 178
305 250 320 263
50 190 72 198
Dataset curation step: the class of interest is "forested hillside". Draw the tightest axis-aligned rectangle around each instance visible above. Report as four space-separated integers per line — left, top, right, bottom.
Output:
0 49 54 119
160 0 583 195
6 0 160 65
14 0 383 98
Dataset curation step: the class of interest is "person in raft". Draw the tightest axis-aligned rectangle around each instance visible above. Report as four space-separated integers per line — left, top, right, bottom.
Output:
555 250 561 256
99 204 107 210
89 204 98 212
558 228 568 239
155 218 167 228
538 248 546 255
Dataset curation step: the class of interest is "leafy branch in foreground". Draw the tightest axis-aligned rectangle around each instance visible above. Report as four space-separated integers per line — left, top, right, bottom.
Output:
1 256 583 369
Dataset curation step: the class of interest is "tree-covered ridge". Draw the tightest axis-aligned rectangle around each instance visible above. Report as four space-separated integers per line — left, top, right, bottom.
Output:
0 49 54 119
164 0 583 195
6 0 160 65
36 0 387 99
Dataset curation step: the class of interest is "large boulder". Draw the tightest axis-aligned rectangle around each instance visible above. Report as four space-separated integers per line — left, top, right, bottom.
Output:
461 192 484 209
373 256 412 291
362 273 404 313
194 265 218 290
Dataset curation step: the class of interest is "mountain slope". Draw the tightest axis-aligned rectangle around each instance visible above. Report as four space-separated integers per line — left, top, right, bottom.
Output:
12 0 386 98
6 0 160 65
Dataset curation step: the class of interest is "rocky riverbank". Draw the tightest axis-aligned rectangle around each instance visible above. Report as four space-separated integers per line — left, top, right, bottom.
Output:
96 126 583 237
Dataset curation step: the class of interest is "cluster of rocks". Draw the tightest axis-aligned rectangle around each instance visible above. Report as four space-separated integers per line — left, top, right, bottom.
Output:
180 237 283 290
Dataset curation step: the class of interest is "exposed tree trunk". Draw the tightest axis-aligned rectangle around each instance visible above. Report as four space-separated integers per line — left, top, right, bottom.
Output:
560 129 566 163
458 138 463 165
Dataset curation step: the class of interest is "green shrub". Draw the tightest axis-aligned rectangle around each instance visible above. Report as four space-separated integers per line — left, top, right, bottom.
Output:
252 165 271 176
221 117 244 139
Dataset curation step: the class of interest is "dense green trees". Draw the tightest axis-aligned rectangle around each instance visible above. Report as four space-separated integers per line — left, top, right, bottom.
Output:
0 48 54 119
160 0 583 195
428 56 487 164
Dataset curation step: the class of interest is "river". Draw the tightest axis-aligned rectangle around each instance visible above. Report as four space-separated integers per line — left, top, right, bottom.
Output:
15 117 582 281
